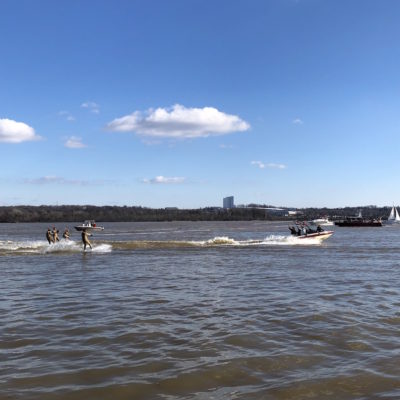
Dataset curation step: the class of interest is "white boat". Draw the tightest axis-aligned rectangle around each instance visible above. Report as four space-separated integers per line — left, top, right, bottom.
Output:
296 230 334 241
74 220 105 232
387 206 400 224
311 217 334 226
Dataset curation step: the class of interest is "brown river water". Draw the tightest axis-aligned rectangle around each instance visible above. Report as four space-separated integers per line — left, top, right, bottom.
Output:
0 221 399 399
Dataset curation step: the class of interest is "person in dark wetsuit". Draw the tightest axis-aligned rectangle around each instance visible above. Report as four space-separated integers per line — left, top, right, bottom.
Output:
81 229 92 250
46 228 53 244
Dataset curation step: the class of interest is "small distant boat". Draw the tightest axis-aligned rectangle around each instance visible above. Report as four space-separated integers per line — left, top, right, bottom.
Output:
386 205 400 224
74 220 104 232
334 211 382 227
311 217 334 226
289 222 334 242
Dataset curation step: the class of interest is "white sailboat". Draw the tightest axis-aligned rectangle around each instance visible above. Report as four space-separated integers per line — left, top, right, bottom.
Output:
387 206 400 224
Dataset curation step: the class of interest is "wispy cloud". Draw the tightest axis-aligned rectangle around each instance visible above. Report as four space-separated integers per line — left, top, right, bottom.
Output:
142 176 186 184
251 161 287 169
107 104 250 139
292 118 304 125
24 176 112 186
81 101 100 114
0 118 41 143
58 110 75 122
219 144 234 149
64 136 87 149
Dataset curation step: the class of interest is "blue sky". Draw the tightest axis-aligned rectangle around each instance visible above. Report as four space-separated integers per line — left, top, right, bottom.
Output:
1 0 400 208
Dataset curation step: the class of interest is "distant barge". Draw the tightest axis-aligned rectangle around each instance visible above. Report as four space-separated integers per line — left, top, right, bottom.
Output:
334 215 382 227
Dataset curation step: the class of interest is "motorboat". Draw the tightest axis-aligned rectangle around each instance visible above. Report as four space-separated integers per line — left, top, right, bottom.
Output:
74 220 105 232
386 205 400 224
311 217 334 226
288 222 334 242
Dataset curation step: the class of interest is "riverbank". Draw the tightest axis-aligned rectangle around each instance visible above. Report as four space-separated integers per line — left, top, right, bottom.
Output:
0 204 390 223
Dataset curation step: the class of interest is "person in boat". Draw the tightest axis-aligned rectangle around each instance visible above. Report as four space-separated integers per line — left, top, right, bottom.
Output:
81 229 92 250
62 228 70 240
316 225 323 233
52 227 60 242
289 226 297 235
46 228 53 244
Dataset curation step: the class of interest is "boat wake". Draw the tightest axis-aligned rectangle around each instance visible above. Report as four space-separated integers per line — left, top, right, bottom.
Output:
0 234 324 255
110 235 324 250
0 240 112 255
201 235 324 246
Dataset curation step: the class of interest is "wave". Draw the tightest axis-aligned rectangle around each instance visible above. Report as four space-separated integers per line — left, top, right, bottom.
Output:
197 235 323 246
0 239 112 255
0 234 324 255
110 235 324 250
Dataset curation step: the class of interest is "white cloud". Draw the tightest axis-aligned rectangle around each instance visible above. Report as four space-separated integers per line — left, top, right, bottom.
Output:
58 110 75 121
64 136 87 149
107 104 250 138
292 118 304 125
25 176 112 186
81 101 100 114
0 118 41 143
251 161 287 169
142 176 186 184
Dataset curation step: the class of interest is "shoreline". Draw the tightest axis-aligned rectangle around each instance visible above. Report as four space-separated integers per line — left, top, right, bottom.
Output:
0 204 390 223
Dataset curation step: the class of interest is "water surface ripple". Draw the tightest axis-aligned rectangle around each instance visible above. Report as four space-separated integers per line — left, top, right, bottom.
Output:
1 221 399 399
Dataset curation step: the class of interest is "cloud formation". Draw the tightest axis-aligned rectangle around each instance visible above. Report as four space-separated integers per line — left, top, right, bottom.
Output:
251 161 287 169
107 104 250 139
64 136 87 149
0 118 41 143
142 176 186 184
292 118 304 125
25 176 111 186
81 101 100 114
58 110 75 121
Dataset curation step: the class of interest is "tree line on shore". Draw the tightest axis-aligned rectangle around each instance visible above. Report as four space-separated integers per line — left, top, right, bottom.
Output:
0 205 391 223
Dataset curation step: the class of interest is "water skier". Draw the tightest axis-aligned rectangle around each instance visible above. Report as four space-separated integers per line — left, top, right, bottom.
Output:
46 228 53 244
52 227 60 242
62 227 70 240
81 229 92 250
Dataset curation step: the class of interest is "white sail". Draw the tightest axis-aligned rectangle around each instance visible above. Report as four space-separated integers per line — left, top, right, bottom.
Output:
387 205 400 223
395 207 400 221
388 206 396 221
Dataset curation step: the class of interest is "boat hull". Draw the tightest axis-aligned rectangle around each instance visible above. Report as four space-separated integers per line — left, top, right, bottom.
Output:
334 221 382 227
296 231 334 241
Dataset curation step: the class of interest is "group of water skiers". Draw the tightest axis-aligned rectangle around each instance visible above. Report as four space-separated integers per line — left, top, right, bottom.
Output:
46 227 92 250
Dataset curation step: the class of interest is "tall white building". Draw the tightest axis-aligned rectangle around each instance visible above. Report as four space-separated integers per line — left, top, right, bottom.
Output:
223 196 234 209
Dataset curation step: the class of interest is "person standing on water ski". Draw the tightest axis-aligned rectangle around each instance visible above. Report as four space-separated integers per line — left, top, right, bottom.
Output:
63 227 70 240
46 228 53 244
52 227 60 242
81 229 92 250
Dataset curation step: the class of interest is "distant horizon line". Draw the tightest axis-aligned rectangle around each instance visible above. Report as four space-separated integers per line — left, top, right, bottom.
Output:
0 204 394 210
